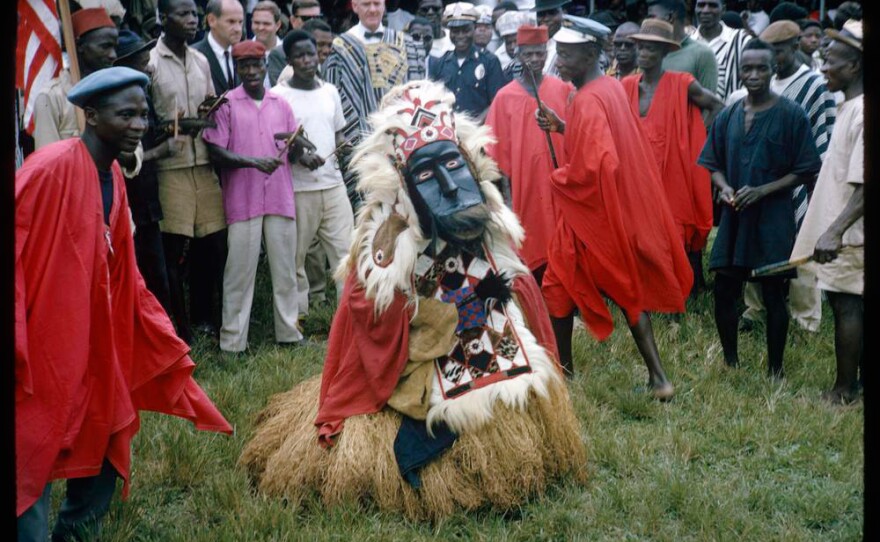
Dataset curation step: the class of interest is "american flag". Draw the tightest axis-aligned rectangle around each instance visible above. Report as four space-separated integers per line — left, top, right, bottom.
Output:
16 0 62 134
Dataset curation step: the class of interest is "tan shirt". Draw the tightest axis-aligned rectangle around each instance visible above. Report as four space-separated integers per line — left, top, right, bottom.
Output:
32 70 79 149
792 96 864 294
148 38 215 171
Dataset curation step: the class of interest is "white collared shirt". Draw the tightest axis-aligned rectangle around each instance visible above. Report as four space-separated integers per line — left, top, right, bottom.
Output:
347 22 387 45
207 31 235 84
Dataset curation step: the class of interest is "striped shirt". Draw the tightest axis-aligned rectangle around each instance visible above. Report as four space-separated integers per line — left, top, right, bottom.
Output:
322 29 426 206
690 22 752 102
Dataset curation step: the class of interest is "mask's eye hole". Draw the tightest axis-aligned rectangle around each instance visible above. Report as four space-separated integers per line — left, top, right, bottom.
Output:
446 158 461 169
417 170 433 182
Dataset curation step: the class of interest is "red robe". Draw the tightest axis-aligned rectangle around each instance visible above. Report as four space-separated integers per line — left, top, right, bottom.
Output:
315 271 558 446
622 71 713 252
542 76 693 340
485 77 572 271
15 139 232 516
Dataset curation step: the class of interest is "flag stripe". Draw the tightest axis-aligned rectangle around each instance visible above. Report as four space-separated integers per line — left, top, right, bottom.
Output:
16 0 62 134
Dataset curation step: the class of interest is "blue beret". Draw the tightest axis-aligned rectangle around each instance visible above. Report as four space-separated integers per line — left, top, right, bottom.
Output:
555 14 611 44
67 67 150 108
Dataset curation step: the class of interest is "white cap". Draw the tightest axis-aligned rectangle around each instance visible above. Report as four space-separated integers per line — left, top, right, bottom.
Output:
495 11 537 37
553 14 611 44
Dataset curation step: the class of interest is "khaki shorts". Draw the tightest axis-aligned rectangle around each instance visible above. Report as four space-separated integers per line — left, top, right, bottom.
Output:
157 165 226 238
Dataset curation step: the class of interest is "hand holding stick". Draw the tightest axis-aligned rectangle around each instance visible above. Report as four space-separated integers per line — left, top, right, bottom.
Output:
524 64 559 169
275 125 306 159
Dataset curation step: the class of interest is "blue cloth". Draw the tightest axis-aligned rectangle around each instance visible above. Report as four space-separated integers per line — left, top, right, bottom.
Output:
67 67 149 108
699 97 822 274
393 416 458 489
429 46 509 118
98 170 114 224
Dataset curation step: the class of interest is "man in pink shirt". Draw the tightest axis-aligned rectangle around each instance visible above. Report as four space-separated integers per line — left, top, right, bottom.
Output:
203 40 304 352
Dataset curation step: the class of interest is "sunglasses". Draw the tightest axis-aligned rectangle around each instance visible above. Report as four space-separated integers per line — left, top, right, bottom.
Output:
418 6 442 14
297 14 323 22
410 33 432 43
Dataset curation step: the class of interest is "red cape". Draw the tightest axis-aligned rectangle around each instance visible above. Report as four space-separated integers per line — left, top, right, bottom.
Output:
542 76 692 340
622 71 713 252
485 77 572 270
315 270 558 446
15 140 232 516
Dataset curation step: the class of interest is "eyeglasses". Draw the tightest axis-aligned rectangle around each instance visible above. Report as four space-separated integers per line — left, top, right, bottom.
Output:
410 33 432 43
296 14 323 22
418 6 441 14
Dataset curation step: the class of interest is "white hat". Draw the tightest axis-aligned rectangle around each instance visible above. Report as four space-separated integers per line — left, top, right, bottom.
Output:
553 14 611 44
443 2 479 27
475 5 493 25
495 11 536 38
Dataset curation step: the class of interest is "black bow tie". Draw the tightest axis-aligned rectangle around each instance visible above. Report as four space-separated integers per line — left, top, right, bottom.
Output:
364 30 384 39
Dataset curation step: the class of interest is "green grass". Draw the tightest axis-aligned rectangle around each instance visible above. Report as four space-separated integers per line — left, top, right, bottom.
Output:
63 252 862 541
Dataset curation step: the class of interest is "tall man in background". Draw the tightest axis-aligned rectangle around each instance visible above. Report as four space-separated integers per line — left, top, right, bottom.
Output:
193 0 244 94
322 0 427 206
647 0 718 100
690 0 751 102
150 0 228 342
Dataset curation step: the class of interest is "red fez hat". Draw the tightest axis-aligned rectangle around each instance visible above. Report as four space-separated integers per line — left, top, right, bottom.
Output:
517 25 549 46
72 8 115 40
232 40 267 60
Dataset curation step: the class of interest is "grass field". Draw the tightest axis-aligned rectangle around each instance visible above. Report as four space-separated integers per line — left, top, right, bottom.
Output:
71 252 862 541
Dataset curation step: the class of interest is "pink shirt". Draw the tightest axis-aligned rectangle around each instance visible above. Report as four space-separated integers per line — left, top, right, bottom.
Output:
202 86 298 224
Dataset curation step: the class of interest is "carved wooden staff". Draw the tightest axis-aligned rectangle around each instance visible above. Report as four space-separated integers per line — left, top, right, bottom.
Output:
524 63 558 169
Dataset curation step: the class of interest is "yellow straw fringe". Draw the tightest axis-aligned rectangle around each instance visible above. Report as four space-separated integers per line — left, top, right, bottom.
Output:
239 375 587 520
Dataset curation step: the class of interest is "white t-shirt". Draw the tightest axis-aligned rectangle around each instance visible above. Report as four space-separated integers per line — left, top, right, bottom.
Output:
271 81 347 192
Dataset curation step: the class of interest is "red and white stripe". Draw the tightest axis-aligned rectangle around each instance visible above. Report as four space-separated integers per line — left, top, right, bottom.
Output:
16 0 62 134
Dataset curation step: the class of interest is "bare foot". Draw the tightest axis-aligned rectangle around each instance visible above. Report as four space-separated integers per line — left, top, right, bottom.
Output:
821 388 860 406
651 382 675 402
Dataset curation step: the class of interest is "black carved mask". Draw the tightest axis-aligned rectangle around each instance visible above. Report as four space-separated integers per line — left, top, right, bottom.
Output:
403 140 488 244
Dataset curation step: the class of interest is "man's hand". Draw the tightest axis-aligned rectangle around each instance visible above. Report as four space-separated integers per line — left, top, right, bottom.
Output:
299 152 325 171
813 229 843 264
716 185 735 206
535 103 564 133
733 185 766 210
251 157 284 174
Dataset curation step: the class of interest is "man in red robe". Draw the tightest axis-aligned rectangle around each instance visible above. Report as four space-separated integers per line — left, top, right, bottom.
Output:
15 67 232 541
485 24 572 286
621 19 723 297
537 16 692 398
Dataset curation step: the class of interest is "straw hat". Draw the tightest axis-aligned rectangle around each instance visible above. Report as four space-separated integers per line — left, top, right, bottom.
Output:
629 19 681 50
826 19 863 52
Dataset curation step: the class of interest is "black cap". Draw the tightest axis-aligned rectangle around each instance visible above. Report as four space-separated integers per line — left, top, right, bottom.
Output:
114 30 157 64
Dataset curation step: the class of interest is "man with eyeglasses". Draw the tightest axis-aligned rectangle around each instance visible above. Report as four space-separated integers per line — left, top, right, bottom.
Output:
289 0 322 30
606 21 639 79
407 16 435 76
419 0 454 60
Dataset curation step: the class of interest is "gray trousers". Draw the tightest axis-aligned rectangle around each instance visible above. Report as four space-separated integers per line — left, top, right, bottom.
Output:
17 460 118 542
